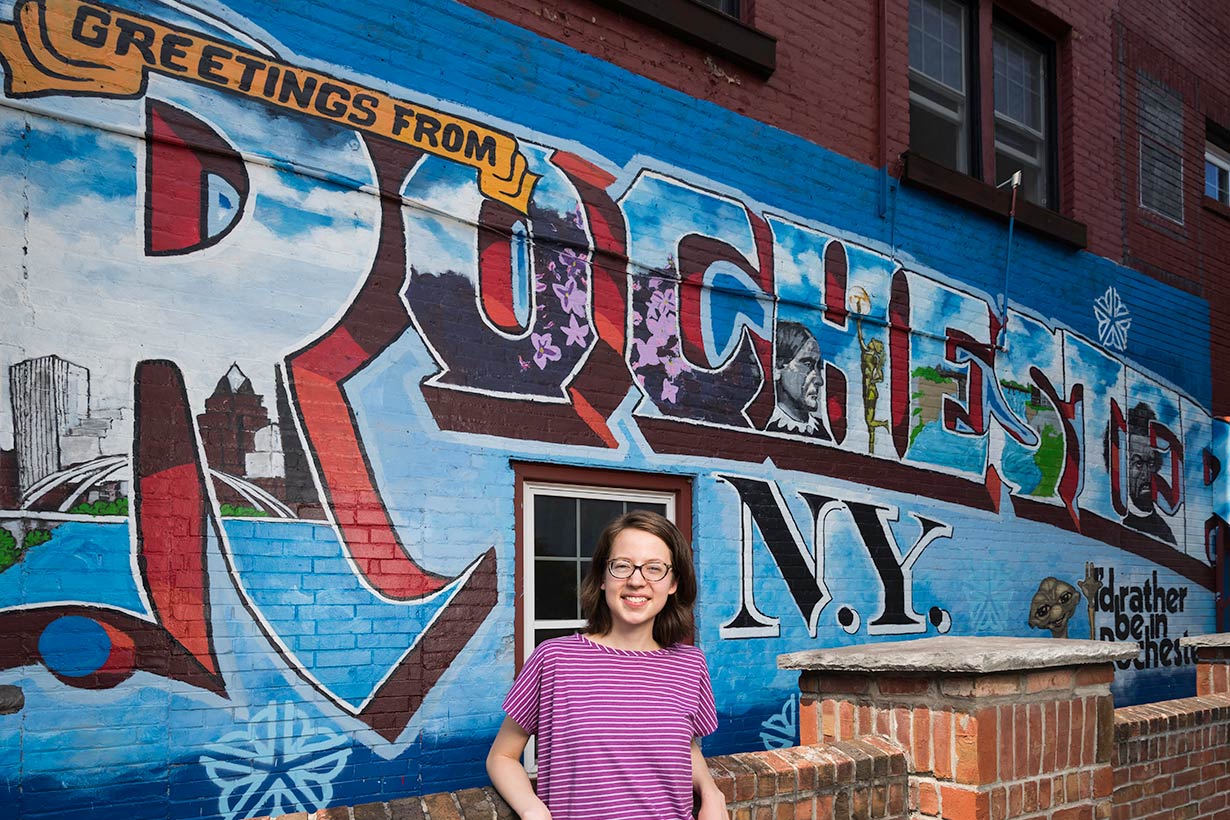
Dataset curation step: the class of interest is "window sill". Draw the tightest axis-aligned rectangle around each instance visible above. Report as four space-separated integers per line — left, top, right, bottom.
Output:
1202 195 1230 223
902 152 1087 250
587 0 776 77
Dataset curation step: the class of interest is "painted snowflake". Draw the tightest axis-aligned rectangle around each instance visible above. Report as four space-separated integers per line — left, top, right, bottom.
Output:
200 702 352 820
759 693 798 750
1093 286 1131 351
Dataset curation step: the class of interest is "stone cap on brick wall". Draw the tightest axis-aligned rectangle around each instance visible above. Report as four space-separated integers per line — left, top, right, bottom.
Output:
1178 632 1230 649
778 636 1138 674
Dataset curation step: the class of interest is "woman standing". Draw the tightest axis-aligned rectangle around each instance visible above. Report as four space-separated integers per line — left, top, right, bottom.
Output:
487 510 728 820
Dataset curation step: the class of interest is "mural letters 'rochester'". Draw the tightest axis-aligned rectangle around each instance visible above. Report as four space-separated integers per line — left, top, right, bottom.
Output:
0 1 1224 819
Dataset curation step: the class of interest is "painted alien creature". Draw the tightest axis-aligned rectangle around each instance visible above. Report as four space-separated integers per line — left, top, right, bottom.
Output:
1027 577 1081 638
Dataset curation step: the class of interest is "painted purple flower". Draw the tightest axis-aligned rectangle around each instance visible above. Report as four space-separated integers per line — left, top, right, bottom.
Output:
649 288 677 318
559 248 586 279
647 277 664 292
531 333 561 370
562 314 590 347
518 356 531 372
570 205 585 230
631 338 662 370
660 379 679 404
553 278 586 316
645 310 676 344
662 356 685 379
631 312 643 326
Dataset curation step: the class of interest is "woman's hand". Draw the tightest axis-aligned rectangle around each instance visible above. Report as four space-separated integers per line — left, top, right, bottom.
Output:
691 739 730 820
696 795 730 820
487 717 552 820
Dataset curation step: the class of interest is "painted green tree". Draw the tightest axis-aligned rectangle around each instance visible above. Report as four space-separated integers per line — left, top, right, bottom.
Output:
0 529 18 573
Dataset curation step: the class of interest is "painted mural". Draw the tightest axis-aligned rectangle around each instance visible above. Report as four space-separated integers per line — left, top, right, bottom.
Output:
0 0 1225 818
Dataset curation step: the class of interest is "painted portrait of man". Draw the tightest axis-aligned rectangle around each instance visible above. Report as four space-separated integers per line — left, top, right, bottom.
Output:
1124 402 1175 544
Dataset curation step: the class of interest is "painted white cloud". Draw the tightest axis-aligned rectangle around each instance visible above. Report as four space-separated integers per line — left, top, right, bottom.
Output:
0 114 384 448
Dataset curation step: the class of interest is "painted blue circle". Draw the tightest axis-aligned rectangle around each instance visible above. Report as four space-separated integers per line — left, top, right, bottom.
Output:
38 616 111 677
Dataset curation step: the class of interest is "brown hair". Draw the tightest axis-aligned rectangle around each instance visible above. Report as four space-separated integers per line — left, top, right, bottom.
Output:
580 509 697 647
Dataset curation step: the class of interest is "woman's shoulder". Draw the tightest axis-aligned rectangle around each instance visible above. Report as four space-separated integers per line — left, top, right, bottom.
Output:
664 641 710 667
525 632 587 662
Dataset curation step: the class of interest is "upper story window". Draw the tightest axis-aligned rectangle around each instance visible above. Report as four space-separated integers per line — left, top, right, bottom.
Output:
993 25 1051 207
1205 134 1230 207
909 0 971 175
696 0 740 17
1138 72 1184 224
589 0 774 76
907 0 1058 209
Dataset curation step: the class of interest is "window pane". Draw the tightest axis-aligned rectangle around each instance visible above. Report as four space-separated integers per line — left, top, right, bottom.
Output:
578 498 624 558
533 494 577 557
534 559 579 619
995 149 1044 206
996 120 1043 161
993 25 1050 206
1206 142 1230 205
910 0 968 173
993 30 1044 133
911 93 968 173
910 0 965 93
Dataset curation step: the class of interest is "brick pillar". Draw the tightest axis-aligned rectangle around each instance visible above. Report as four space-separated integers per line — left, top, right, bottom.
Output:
1179 633 1230 695
781 636 1138 820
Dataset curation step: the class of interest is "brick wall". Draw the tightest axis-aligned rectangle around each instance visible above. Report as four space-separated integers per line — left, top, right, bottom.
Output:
248 738 909 820
252 678 1230 820
800 666 1119 820
1112 693 1230 820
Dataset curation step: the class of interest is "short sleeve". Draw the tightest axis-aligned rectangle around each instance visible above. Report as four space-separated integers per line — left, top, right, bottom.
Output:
690 652 719 737
502 644 548 735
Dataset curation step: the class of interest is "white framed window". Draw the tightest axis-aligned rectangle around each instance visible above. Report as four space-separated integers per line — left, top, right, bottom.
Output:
1138 72 1185 224
909 0 970 174
1206 140 1230 206
521 482 675 655
993 25 1050 206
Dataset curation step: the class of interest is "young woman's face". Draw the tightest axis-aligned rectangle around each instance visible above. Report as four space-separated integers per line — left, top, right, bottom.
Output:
601 527 678 634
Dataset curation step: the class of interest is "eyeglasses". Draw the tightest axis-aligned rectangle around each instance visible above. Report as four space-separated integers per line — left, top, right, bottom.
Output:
606 559 672 582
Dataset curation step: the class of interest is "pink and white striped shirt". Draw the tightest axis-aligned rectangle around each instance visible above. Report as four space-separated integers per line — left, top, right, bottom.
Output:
502 633 719 820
